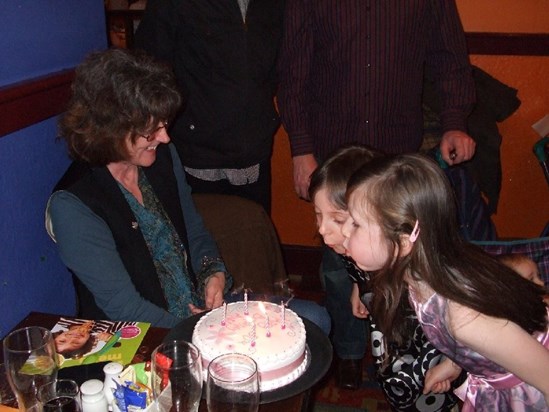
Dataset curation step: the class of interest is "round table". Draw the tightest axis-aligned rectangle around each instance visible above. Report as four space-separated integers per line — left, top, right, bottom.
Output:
165 311 333 404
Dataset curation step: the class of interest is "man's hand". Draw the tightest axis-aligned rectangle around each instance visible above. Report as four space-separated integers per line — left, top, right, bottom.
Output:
440 130 476 165
292 154 318 200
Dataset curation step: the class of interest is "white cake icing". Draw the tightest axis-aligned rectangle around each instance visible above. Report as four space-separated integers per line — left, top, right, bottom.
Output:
192 301 308 391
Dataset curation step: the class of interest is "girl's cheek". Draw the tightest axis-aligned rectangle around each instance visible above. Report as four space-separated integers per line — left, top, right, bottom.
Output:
345 239 356 259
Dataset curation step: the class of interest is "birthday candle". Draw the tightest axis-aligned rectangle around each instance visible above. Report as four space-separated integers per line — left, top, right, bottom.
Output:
244 290 249 315
258 302 271 337
248 317 256 346
281 301 286 329
221 302 227 326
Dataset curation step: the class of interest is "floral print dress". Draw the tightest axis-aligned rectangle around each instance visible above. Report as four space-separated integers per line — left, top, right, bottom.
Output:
409 290 549 412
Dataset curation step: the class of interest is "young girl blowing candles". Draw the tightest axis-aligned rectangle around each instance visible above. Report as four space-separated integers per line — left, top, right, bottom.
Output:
309 145 462 411
342 153 549 411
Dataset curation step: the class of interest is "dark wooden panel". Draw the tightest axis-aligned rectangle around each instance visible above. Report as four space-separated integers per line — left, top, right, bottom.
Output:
0 69 74 138
281 245 322 278
466 32 549 56
281 244 323 293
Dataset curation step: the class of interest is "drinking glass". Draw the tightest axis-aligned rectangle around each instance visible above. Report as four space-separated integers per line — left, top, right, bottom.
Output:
206 353 260 412
3 326 59 411
0 363 17 407
37 379 81 412
151 340 202 412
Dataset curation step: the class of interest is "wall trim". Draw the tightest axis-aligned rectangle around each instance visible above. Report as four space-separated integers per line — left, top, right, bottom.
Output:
1 32 547 138
0 69 74 138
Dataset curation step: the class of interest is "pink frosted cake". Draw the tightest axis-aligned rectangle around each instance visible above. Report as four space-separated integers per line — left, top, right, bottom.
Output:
192 301 308 391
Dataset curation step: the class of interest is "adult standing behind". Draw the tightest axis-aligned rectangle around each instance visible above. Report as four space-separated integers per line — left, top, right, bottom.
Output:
133 0 285 213
277 0 476 389
46 49 230 328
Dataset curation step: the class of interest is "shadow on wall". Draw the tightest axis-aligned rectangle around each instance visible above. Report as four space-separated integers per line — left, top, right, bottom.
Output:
0 120 75 338
0 0 108 337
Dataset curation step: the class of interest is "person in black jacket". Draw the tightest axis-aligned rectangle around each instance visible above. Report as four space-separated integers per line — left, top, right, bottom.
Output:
134 0 284 213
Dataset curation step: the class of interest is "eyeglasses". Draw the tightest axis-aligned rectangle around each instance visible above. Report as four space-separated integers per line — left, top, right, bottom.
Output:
139 121 169 142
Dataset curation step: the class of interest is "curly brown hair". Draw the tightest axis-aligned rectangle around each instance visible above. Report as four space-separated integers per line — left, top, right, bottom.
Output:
59 48 182 166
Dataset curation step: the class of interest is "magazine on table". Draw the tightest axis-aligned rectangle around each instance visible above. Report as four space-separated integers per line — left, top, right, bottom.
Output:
50 317 150 368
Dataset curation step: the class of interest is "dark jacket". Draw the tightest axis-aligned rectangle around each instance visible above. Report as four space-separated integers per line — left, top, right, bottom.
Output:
423 66 521 213
53 145 195 320
135 0 284 169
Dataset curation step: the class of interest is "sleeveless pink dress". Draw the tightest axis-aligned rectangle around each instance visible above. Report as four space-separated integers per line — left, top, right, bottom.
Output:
409 290 549 411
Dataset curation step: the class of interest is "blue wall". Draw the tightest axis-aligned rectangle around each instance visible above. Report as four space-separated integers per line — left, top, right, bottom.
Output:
0 1 108 337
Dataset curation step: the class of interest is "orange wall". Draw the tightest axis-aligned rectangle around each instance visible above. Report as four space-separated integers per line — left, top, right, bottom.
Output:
271 1 549 246
456 0 548 33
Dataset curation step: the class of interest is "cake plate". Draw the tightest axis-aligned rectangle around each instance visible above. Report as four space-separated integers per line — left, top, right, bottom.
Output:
165 312 333 404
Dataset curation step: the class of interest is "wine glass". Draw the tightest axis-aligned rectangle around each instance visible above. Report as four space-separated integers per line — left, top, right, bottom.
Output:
37 379 81 412
3 326 59 411
151 340 203 412
206 353 260 412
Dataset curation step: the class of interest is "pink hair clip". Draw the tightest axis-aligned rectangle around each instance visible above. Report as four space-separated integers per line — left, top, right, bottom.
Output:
409 220 420 243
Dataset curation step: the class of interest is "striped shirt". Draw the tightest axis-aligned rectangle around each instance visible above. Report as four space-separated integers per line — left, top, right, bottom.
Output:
277 0 475 160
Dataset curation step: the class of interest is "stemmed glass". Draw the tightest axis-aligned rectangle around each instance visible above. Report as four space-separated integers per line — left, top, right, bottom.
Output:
3 326 59 411
206 353 260 412
151 340 203 412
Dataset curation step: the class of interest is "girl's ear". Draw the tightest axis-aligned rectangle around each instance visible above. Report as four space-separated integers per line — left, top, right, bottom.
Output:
399 234 414 258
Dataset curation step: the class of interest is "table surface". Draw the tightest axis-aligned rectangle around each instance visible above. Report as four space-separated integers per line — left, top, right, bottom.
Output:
1 312 311 412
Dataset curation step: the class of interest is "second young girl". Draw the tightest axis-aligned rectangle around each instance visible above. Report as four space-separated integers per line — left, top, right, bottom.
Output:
309 145 462 411
342 153 549 411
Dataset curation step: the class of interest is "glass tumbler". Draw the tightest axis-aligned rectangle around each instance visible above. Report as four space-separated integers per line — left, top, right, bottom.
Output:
206 353 260 412
151 340 203 412
0 362 17 407
37 379 81 412
3 326 59 411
